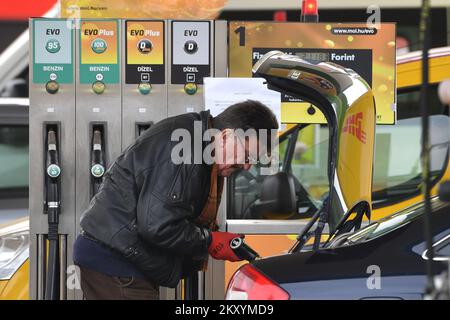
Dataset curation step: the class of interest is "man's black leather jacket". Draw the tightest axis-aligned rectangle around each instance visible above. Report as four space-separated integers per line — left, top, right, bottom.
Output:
80 111 213 288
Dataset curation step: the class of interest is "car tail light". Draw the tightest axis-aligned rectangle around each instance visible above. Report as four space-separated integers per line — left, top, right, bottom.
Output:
225 264 289 300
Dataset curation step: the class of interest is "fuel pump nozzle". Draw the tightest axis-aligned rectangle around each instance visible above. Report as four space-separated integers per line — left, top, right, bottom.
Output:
230 237 260 262
46 130 60 181
91 129 105 196
45 129 61 300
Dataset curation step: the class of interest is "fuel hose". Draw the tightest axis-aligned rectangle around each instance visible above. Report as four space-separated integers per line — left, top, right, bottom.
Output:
45 129 60 300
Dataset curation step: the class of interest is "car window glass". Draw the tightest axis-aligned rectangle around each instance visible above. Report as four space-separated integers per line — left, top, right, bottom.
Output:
0 125 29 190
227 122 330 219
436 241 450 257
289 124 330 205
372 85 449 207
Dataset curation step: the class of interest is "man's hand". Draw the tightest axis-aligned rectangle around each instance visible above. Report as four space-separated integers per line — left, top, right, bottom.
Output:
208 231 244 262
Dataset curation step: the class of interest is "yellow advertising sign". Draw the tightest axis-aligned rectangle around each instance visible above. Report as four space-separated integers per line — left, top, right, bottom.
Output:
60 0 226 19
229 22 397 124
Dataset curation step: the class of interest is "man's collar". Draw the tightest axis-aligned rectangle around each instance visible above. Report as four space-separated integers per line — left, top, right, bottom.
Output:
199 110 214 165
199 110 211 131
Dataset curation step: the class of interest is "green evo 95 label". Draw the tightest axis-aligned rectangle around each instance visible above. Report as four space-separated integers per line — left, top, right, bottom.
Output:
33 19 74 84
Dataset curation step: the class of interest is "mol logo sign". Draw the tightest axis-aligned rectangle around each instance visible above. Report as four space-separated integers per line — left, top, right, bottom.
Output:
343 112 367 144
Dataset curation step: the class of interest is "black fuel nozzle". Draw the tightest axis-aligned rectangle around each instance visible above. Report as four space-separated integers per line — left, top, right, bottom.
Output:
91 129 106 196
230 237 260 262
45 129 60 210
46 129 60 181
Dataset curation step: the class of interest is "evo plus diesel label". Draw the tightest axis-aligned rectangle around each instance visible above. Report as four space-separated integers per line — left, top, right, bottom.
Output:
171 21 210 85
125 20 165 84
33 19 74 84
79 20 120 84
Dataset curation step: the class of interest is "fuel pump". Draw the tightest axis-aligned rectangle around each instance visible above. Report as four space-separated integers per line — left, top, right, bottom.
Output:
44 128 61 300
30 18 77 300
74 22 122 296
30 18 228 300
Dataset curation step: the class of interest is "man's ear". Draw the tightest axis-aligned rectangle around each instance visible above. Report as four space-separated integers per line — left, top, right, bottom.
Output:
213 129 232 151
214 129 233 164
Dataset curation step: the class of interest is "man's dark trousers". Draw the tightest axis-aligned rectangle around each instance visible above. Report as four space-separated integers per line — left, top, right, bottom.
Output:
79 266 159 300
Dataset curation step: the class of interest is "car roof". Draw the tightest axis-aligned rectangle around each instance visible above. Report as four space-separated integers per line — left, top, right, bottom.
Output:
0 216 29 233
397 46 450 65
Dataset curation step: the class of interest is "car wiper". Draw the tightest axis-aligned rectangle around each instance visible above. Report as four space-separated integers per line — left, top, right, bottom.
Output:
289 198 330 253
290 197 371 253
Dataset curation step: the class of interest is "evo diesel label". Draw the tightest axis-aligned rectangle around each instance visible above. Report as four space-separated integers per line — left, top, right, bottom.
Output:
171 21 211 85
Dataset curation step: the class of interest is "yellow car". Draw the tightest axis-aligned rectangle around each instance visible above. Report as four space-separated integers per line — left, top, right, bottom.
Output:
1 46 450 299
0 218 29 300
0 99 29 300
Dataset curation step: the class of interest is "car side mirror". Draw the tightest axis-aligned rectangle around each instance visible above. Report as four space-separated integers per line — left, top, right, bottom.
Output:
249 172 297 219
438 181 450 202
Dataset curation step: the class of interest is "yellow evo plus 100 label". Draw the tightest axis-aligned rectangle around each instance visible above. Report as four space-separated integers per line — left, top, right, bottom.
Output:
79 20 119 84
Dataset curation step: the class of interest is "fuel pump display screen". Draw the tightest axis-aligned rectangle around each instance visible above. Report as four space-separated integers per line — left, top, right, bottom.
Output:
229 22 396 124
125 20 165 84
